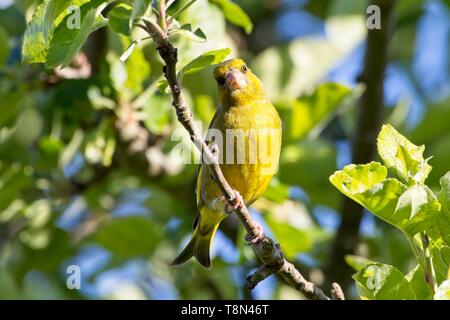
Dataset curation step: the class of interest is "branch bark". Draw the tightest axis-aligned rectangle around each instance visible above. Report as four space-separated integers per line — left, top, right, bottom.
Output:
141 3 343 300
326 0 395 292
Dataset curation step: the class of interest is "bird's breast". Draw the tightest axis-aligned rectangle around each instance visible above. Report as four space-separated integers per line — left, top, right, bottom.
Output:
214 102 282 203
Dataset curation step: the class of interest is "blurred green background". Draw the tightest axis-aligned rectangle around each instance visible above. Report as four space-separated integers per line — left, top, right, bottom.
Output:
0 0 449 299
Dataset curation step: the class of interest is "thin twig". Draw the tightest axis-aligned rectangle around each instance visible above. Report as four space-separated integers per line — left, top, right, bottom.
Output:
246 265 274 291
331 282 345 300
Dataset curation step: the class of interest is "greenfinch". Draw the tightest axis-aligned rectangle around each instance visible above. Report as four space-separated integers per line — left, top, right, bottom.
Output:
172 58 282 268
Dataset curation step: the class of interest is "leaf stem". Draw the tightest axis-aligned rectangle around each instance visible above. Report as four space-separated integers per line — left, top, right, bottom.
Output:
407 233 436 296
157 0 168 33
420 232 437 295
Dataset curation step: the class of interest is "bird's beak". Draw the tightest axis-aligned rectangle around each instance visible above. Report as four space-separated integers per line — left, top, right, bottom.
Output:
225 69 247 91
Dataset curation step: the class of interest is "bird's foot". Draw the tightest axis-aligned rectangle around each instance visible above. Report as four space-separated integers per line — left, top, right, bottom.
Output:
214 190 244 214
245 224 265 245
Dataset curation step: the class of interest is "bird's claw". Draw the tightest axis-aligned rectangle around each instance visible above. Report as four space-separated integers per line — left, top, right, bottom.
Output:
245 225 265 245
226 190 244 213
215 190 244 214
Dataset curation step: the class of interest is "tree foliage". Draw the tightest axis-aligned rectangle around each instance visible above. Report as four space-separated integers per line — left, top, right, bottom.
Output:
0 0 448 299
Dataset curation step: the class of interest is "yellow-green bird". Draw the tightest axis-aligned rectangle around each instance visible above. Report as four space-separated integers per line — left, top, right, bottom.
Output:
172 58 282 268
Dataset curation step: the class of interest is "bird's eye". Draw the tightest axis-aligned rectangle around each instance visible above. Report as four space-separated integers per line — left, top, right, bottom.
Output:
217 77 225 85
242 65 248 73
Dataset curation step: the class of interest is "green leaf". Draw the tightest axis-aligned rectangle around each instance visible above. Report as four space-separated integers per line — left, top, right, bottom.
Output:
434 280 450 300
353 263 416 299
94 216 160 258
0 27 10 67
130 0 152 29
405 264 433 300
438 172 450 213
0 5 26 37
181 48 231 76
21 0 90 64
170 24 206 42
330 162 402 211
436 172 450 246
108 3 133 35
279 140 338 208
84 120 116 166
431 245 450 285
262 179 290 204
122 37 151 94
87 87 116 110
46 2 108 68
38 136 64 170
265 215 312 258
377 124 432 184
209 0 253 33
251 16 366 101
0 162 32 212
280 83 357 143
143 95 171 134
394 184 441 235
120 37 151 63
330 162 411 231
331 161 442 236
411 99 450 144
108 52 128 93
59 129 84 168
169 0 198 21
345 255 375 272
157 79 170 94
14 228 74 277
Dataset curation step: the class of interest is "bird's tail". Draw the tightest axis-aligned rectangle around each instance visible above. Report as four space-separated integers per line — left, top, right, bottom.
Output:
171 219 220 269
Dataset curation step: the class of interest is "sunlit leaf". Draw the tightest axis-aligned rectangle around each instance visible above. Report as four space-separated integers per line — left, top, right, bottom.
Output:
143 95 172 134
87 87 116 110
406 265 432 300
353 263 416 299
59 129 84 168
280 82 358 143
130 0 152 29
394 184 441 236
21 0 90 64
84 120 116 166
46 1 108 68
108 3 133 35
331 160 443 237
434 280 450 300
157 79 171 94
377 124 432 184
436 172 450 246
252 16 366 100
169 0 198 21
431 245 450 285
262 179 290 204
266 215 312 258
171 24 206 42
345 255 375 272
330 162 410 231
209 0 253 33
181 48 231 76
121 37 151 94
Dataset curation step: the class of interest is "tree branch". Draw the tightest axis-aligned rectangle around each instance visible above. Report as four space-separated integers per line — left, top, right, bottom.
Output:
142 4 343 300
326 0 395 292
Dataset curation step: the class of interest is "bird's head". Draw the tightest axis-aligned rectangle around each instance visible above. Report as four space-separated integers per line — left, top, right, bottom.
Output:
213 58 265 107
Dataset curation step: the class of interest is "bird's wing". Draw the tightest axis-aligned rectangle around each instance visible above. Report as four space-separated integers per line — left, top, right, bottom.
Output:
194 110 219 207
